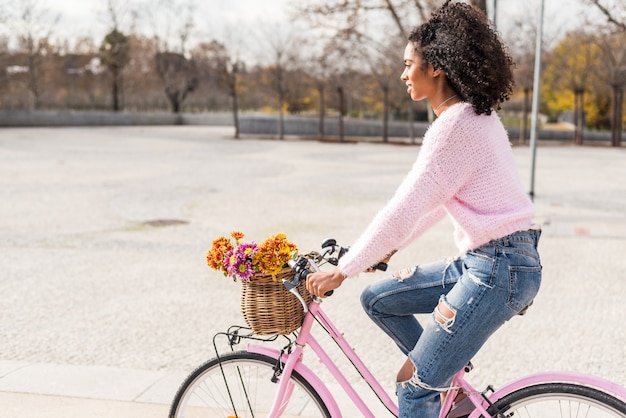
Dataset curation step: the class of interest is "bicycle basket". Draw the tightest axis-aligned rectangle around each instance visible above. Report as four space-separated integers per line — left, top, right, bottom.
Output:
240 267 312 335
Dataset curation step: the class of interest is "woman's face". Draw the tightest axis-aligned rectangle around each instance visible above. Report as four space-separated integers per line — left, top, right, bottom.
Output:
400 42 435 102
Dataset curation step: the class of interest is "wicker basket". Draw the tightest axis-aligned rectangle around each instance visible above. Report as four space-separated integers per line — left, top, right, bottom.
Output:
240 267 312 335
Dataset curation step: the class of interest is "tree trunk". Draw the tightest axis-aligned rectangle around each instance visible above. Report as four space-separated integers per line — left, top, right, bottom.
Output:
382 85 389 143
168 91 180 113
230 63 240 139
338 86 345 142
318 84 325 140
278 87 285 140
232 86 240 140
574 89 584 145
611 85 623 147
278 106 284 140
112 68 120 112
519 87 530 145
408 101 415 144
27 52 41 110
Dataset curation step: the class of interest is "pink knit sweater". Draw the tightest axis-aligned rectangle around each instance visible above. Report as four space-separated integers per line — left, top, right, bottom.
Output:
338 102 535 277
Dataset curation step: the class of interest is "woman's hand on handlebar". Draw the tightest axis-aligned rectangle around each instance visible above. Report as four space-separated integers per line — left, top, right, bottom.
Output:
306 268 346 298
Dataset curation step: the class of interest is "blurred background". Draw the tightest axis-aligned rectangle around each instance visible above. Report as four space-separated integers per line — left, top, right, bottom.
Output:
0 0 624 144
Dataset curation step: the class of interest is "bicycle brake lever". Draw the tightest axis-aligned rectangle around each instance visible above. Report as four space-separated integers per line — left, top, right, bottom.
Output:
283 279 309 313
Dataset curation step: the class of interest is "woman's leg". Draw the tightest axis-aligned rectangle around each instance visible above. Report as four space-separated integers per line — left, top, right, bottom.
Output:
360 257 464 417
395 232 542 418
360 256 464 355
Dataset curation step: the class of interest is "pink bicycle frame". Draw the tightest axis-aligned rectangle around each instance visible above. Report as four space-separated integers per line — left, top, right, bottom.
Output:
248 299 399 417
247 299 626 418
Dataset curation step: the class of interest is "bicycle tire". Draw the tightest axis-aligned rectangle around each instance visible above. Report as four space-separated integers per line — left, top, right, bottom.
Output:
484 382 626 417
169 350 331 418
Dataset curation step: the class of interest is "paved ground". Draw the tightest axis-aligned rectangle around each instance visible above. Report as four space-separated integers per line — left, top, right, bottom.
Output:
0 126 625 417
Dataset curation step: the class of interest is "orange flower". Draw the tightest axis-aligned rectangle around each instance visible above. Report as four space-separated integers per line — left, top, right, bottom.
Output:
253 233 298 279
206 236 234 274
230 231 245 243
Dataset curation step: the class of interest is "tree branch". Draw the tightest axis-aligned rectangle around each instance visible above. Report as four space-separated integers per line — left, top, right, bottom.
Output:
383 0 408 39
588 0 626 32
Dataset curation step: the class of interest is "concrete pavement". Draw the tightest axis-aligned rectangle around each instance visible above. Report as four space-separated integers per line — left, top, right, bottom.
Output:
0 126 625 417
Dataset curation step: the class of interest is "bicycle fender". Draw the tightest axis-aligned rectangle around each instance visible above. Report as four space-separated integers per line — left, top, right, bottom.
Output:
247 344 343 417
467 371 626 418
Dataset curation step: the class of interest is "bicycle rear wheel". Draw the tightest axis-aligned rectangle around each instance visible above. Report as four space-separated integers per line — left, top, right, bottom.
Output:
169 351 331 418
486 382 626 417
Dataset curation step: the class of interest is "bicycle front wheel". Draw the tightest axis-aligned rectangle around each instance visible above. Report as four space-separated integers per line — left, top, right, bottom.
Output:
486 382 626 417
169 351 331 418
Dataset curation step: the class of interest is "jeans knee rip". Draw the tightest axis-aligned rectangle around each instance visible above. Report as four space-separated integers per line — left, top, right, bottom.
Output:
397 366 450 393
433 296 456 333
394 266 416 282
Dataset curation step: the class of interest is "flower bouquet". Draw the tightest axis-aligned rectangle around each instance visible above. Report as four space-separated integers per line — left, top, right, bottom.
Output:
206 231 312 335
206 231 298 281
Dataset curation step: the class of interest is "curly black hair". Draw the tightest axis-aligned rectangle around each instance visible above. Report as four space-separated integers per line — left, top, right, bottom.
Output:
408 0 514 115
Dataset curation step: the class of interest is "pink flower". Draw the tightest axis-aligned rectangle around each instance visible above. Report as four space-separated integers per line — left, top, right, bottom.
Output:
224 242 258 281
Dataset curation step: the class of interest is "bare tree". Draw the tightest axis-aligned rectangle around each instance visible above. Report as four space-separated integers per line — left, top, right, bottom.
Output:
192 40 243 138
308 47 333 140
594 28 626 146
13 0 59 109
305 30 354 142
323 28 365 142
505 11 540 144
147 0 198 114
155 51 198 113
294 0 440 140
295 0 440 41
146 0 197 54
257 23 302 140
365 34 405 142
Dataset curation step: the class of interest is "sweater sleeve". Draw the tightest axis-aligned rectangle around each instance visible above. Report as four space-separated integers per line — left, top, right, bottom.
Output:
337 104 479 277
396 206 447 250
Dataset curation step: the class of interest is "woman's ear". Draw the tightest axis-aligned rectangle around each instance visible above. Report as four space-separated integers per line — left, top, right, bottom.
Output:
432 66 442 78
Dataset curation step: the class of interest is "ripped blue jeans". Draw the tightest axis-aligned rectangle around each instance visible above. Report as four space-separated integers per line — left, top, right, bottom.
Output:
360 229 542 418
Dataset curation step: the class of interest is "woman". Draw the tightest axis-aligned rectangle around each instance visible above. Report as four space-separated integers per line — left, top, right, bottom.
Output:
305 1 542 417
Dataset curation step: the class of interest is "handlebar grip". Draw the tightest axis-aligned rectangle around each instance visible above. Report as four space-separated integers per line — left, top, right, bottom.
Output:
292 264 334 297
301 269 334 297
372 262 388 271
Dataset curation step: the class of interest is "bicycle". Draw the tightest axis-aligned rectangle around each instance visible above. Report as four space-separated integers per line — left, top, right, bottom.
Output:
169 239 626 418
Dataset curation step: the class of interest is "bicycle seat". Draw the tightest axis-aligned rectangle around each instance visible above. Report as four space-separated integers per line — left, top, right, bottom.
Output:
518 300 533 315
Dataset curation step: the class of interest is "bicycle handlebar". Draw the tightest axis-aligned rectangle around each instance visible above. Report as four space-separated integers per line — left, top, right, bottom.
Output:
286 239 388 298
